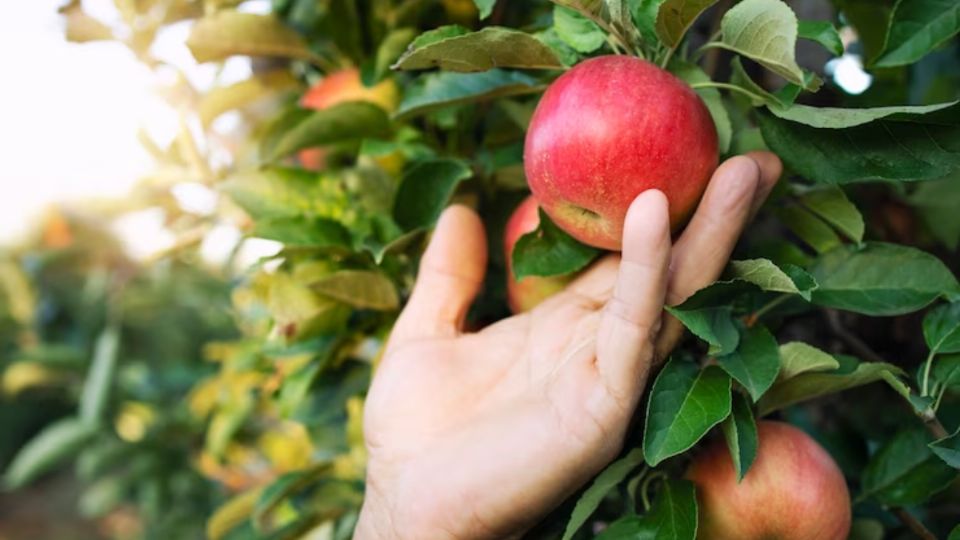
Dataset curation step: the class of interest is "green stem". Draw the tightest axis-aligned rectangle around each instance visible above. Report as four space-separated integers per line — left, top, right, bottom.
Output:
689 81 766 103
639 471 667 512
748 293 792 325
921 349 937 397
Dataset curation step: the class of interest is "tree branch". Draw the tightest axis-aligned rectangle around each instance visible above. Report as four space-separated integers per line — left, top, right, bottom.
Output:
890 507 937 540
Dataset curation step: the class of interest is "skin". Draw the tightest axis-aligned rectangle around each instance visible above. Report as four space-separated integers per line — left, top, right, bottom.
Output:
355 152 782 539
687 421 852 540
504 196 571 313
525 56 719 250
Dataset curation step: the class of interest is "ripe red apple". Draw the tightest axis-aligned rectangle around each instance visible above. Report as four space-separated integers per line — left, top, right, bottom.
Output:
504 196 571 313
298 68 399 170
686 421 851 540
524 55 718 250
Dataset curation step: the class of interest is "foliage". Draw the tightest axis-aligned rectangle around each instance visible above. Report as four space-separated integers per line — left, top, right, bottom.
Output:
3 0 960 538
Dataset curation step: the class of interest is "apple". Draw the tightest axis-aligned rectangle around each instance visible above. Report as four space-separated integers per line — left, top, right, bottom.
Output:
298 68 399 170
504 196 571 313
524 55 718 250
686 421 851 540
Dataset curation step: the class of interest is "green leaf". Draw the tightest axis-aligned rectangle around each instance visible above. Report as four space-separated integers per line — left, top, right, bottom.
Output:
597 479 698 540
535 28 580 67
862 429 958 505
4 417 98 488
644 361 732 466
395 27 564 72
311 270 399 311
199 71 299 127
393 159 473 231
664 306 740 355
671 59 732 153
908 174 960 250
267 102 392 161
758 360 903 415
810 243 959 316
252 217 352 248
186 12 314 63
757 106 960 185
554 5 606 53
631 0 666 43
221 168 350 221
716 0 810 88
797 20 843 56
778 341 840 380
930 429 960 469
410 25 470 49
474 0 497 19
951 524 960 540
655 0 717 48
253 465 330 529
363 28 417 85
562 448 646 540
728 258 817 300
776 206 842 254
512 210 600 280
767 101 957 128
79 325 120 424
397 70 543 119
873 0 960 68
796 187 865 243
924 301 960 354
933 354 960 388
849 519 886 540
722 392 758 481
716 325 780 401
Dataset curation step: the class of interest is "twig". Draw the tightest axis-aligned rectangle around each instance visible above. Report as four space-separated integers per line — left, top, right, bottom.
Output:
823 310 885 364
890 507 937 540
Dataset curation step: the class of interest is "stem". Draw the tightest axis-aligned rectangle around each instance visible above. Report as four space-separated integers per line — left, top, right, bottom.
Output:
639 472 667 512
688 82 766 103
890 507 937 540
921 349 937 397
744 293 791 327
823 310 885 364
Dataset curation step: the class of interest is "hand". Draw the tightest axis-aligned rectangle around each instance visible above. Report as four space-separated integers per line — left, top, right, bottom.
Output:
355 153 782 539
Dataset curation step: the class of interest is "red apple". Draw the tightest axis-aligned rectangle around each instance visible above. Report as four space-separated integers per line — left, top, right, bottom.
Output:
524 55 718 250
686 421 851 540
504 196 571 313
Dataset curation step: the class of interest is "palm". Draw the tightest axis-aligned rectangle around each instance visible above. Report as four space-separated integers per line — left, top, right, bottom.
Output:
358 154 781 540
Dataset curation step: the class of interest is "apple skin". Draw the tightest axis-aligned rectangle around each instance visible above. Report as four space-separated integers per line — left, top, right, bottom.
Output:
504 196 571 313
298 68 399 170
686 421 851 540
524 55 718 250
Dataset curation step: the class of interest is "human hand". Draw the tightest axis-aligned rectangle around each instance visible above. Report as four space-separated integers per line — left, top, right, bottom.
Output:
355 152 782 539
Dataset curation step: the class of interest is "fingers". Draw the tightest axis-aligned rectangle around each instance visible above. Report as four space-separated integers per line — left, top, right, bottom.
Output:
595 190 672 403
654 153 779 360
390 205 488 345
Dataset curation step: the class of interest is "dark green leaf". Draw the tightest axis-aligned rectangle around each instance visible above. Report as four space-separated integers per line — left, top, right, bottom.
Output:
758 360 904 415
776 206 842 254
187 12 314 63
778 341 840 380
908 174 960 250
848 519 885 540
873 0 960 68
395 27 564 72
311 270 399 311
796 187 865 243
798 20 843 55
396 70 543 119
512 210 600 280
924 301 960 354
254 465 330 529
644 361 732 466
862 429 958 505
267 102 392 161
597 479 698 540
79 325 120 423
554 5 606 53
933 354 960 388
253 217 352 248
562 448 646 540
631 0 667 43
951 524 960 540
655 0 717 48
4 417 98 489
722 392 758 481
728 258 817 300
664 305 739 355
393 159 473 230
810 243 959 316
717 325 780 401
929 429 960 469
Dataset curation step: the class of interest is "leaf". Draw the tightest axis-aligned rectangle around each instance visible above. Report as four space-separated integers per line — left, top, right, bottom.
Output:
655 0 718 48
862 429 958 505
393 159 473 231
253 465 329 529
797 20 843 56
60 2 114 43
767 101 957 128
395 27 564 72
411 25 470 49
716 325 780 401
80 326 121 423
644 361 732 466
512 210 600 280
221 168 350 221
363 28 417 85
596 479 698 540
924 301 960 354
797 187 865 243
207 487 263 540
728 258 817 300
252 217 352 248
756 106 960 185
758 360 903 415
4 417 98 489
778 341 840 380
199 71 299 127
776 206 842 254
908 174 960 250
396 70 543 119
930 429 960 469
474 0 497 19
664 306 740 355
632 0 667 43
311 270 399 311
810 243 959 316
722 392 758 481
187 12 314 63
562 448 646 540
716 0 810 88
671 59 732 153
267 102 392 161
933 354 960 388
554 5 606 53
873 0 960 68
